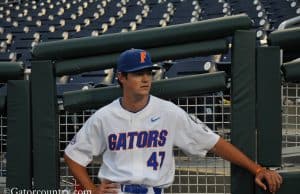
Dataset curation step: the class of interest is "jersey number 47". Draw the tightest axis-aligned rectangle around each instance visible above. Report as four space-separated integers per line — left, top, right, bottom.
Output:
147 151 165 170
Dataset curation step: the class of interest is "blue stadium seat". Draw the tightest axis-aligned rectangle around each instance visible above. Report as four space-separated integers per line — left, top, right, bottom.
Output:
0 52 15 62
165 57 212 78
170 0 199 25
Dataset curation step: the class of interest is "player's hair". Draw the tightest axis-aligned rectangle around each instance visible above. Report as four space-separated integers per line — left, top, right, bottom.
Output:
117 72 128 88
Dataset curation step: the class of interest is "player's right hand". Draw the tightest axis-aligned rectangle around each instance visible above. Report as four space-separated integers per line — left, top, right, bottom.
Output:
92 180 120 194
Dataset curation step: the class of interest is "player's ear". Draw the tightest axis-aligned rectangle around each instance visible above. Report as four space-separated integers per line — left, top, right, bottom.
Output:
117 72 122 82
117 72 127 84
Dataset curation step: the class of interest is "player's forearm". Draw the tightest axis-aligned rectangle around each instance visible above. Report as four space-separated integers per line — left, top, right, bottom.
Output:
210 137 261 175
63 154 97 192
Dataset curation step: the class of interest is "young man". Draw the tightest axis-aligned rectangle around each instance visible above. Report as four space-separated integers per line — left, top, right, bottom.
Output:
64 49 282 194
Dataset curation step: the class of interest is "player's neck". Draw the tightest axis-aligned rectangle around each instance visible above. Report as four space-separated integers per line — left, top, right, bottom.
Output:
120 95 150 113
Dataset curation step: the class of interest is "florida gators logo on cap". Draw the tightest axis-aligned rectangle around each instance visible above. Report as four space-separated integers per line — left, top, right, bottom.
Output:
140 51 146 63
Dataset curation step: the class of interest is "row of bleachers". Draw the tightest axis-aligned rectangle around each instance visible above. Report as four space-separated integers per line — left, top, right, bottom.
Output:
0 0 299 86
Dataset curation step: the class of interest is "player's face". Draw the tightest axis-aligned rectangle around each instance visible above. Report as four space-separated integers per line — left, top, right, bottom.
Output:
118 69 153 98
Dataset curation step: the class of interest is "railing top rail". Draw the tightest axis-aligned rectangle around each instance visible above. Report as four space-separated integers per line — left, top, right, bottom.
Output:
32 14 252 60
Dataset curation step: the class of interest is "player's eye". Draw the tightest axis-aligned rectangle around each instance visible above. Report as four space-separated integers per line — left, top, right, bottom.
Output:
133 70 153 76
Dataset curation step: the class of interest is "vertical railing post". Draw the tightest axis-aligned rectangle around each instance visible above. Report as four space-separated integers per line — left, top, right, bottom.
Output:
31 60 59 189
231 30 257 194
7 80 32 189
256 46 282 167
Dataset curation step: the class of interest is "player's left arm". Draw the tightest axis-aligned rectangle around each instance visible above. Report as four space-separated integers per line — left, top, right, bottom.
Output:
210 137 283 193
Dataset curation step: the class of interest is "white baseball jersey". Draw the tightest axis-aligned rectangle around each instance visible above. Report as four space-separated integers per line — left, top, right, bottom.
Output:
65 95 220 188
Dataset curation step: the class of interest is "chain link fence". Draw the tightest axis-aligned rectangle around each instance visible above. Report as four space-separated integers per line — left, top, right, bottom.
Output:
0 115 7 189
281 83 300 173
0 83 299 192
59 93 231 193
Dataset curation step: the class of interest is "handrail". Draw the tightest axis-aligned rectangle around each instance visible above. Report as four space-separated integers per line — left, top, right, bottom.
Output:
268 27 300 51
281 58 300 82
55 39 228 76
63 72 227 112
0 62 24 82
32 14 252 60
278 15 300 30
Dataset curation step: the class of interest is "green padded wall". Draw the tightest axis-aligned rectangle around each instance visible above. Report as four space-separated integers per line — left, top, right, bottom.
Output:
231 30 257 194
7 80 32 189
31 61 59 189
256 46 282 166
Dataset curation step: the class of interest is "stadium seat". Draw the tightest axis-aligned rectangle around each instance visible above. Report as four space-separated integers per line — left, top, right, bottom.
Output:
0 52 16 62
165 57 213 78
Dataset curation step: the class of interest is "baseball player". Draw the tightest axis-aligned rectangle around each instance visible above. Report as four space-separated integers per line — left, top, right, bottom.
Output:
64 48 282 194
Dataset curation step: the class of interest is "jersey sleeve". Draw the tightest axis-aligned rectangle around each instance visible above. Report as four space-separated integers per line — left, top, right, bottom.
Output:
64 112 106 167
173 106 220 157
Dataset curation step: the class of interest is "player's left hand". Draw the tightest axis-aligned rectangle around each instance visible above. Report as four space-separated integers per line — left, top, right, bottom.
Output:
255 168 283 193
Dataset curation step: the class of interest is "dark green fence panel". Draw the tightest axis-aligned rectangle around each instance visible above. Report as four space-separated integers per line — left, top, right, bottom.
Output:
231 30 257 194
256 46 282 166
31 61 59 189
7 80 32 189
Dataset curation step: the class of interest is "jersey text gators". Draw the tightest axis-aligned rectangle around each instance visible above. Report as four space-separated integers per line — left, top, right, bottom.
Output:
108 129 168 151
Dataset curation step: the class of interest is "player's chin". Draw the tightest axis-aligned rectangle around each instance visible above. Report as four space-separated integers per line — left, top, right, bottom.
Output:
137 90 150 97
140 91 150 96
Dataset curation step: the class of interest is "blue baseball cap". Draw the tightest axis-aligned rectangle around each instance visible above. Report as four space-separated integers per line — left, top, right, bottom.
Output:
117 48 160 72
